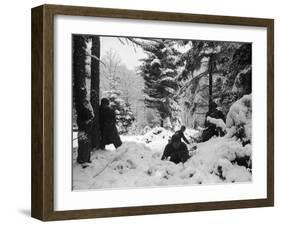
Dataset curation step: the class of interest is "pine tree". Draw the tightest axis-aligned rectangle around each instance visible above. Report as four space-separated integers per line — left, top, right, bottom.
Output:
220 43 252 113
179 41 240 107
177 40 250 126
139 39 182 128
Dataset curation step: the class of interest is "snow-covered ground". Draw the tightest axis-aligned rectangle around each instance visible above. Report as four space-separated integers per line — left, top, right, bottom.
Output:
72 126 252 190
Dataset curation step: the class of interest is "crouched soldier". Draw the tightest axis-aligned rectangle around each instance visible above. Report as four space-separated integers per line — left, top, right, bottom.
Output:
201 101 225 142
161 135 189 164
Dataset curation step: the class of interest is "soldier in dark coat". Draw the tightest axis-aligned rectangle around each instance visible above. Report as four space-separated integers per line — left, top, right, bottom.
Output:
99 98 122 150
174 125 190 145
201 102 225 142
161 135 189 164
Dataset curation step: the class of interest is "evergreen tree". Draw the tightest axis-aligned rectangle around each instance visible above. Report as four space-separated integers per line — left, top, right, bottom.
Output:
100 48 135 134
219 43 252 113
139 39 182 128
178 41 240 107
176 40 251 126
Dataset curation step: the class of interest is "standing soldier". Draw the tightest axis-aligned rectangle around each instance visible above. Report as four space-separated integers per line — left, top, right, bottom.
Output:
99 98 122 150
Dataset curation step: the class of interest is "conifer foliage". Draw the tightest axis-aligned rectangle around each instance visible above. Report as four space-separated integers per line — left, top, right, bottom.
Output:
139 39 182 128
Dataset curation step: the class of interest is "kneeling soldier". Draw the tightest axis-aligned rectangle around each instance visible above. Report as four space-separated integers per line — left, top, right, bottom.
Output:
161 135 189 164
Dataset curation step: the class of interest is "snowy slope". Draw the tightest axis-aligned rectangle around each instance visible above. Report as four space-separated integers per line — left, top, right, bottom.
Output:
73 127 251 190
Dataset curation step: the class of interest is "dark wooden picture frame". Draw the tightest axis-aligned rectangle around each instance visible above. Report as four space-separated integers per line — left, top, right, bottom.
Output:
31 4 274 221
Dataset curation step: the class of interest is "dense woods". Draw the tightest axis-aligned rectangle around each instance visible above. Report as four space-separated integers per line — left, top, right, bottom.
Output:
73 35 252 164
72 34 253 189
135 39 251 129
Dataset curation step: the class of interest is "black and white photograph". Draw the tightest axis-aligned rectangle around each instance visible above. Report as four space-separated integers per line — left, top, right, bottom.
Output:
72 34 252 190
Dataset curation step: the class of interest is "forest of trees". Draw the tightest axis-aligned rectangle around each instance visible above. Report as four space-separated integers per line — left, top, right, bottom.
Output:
137 39 252 129
73 35 252 160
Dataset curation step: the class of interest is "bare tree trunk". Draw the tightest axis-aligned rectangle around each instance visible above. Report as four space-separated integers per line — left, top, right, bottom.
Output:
160 119 164 127
73 35 95 164
208 54 214 111
90 36 101 149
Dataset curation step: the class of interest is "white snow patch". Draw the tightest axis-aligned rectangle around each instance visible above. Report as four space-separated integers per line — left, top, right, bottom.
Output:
161 68 174 74
226 94 252 140
150 58 161 66
207 116 227 132
73 127 251 190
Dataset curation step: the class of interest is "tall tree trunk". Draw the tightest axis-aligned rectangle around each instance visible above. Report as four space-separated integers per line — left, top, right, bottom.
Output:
73 35 95 164
160 119 164 127
90 36 101 149
208 54 214 111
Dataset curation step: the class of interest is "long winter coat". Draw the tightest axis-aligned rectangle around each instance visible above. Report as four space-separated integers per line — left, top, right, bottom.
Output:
161 142 189 164
99 106 122 148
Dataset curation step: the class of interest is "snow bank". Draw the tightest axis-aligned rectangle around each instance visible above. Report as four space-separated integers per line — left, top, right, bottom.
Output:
73 136 252 190
141 127 173 144
207 116 227 132
73 142 177 189
226 94 252 141
141 126 198 144
188 137 251 183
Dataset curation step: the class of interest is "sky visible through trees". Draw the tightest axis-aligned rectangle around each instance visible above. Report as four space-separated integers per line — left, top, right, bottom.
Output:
98 36 251 134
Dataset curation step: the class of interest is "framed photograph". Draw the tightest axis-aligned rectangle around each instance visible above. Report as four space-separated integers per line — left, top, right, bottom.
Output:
31 4 274 221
